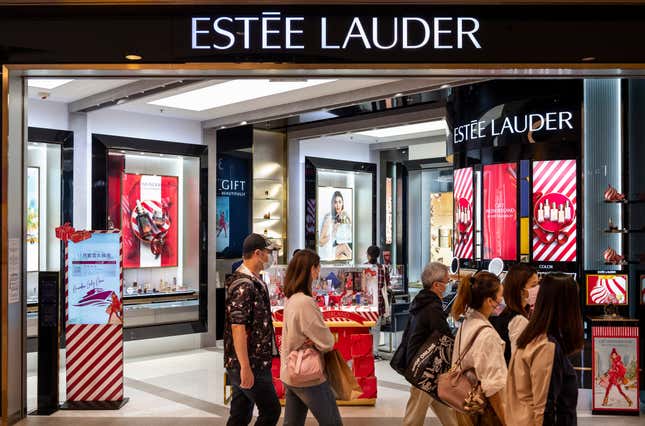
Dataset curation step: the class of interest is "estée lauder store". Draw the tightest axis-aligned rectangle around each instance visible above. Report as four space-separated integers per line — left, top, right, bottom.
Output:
2 1 645 423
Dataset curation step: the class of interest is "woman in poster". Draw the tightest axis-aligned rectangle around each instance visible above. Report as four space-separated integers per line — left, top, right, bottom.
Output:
602 348 632 406
106 292 123 325
217 211 228 237
319 191 352 261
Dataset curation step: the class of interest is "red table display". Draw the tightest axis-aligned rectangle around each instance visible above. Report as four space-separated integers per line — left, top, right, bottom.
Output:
272 308 379 406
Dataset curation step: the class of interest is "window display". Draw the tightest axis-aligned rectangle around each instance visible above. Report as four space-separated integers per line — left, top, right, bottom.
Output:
532 159 577 263
318 187 354 262
453 167 474 260
122 173 179 268
483 163 518 261
26 166 40 272
586 273 628 306
305 157 376 265
430 192 453 266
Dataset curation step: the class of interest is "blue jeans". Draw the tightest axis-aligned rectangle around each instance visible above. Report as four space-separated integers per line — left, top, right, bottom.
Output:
284 381 343 426
226 368 281 426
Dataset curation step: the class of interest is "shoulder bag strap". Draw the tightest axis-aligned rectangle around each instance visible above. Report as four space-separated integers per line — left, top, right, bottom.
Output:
455 325 492 369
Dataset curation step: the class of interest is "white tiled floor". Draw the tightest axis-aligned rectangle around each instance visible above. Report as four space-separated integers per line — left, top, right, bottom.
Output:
24 347 642 424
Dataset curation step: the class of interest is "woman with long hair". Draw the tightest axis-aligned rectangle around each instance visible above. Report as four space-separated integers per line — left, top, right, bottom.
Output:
490 264 538 364
505 273 584 425
280 249 342 426
451 272 507 425
319 191 352 260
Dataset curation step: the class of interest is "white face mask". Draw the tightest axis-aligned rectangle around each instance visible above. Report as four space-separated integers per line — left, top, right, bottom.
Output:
492 297 506 316
527 285 540 306
261 251 274 271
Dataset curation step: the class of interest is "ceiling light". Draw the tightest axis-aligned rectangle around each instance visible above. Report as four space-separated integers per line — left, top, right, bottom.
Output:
240 121 248 126
394 93 403 97
148 79 335 112
581 56 596 62
440 84 451 89
356 120 448 138
125 54 142 61
27 79 73 90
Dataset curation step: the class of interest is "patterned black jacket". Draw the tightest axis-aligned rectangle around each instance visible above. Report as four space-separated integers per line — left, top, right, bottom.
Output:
223 267 276 371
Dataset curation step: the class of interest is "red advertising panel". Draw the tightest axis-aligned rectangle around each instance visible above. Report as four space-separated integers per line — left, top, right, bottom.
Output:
121 173 178 268
454 167 474 260
483 163 517 260
532 159 577 262
586 274 628 306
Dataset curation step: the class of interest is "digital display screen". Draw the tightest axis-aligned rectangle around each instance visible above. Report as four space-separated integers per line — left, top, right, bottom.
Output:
586 273 628 306
454 167 474 260
483 163 517 260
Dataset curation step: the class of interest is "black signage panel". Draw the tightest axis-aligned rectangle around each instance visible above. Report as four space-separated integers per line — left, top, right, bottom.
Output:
0 5 644 64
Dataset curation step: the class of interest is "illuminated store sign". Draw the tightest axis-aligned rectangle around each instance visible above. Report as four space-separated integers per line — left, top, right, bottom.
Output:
453 111 574 144
191 14 481 51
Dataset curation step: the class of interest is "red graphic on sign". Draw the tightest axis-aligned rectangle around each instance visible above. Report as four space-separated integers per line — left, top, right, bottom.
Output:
532 160 577 262
454 168 474 260
483 163 517 260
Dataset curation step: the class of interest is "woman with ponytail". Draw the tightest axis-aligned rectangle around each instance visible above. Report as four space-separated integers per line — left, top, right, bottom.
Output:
450 272 507 425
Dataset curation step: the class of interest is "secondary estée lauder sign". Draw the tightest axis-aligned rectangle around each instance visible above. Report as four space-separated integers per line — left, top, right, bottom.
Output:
191 13 481 51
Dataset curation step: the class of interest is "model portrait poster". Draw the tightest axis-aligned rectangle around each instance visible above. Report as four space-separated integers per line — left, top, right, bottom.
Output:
68 232 122 325
453 167 474 260
216 153 251 258
483 163 517 260
641 274 645 305
532 159 577 262
121 173 178 269
317 186 353 262
592 327 640 413
586 274 628 306
26 166 40 272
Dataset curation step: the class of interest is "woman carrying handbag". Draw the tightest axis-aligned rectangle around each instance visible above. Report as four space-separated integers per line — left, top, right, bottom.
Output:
443 272 507 426
280 249 343 426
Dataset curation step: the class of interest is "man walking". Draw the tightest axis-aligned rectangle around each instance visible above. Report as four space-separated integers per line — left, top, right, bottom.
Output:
224 233 281 426
402 262 457 426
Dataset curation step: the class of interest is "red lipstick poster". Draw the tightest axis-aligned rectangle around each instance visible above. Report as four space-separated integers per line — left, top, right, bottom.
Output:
121 173 178 268
454 167 474 260
483 163 517 260
532 159 577 262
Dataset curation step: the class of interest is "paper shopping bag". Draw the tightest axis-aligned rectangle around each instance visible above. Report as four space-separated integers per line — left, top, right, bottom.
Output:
324 349 362 401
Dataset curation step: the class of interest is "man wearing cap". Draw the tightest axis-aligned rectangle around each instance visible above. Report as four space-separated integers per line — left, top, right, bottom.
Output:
224 233 281 426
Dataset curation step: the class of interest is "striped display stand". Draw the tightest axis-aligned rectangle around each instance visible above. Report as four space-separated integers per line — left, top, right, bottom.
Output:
61 230 128 410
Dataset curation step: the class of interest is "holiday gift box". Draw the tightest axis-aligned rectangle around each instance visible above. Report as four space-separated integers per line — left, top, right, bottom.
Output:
357 376 377 399
350 334 373 358
334 330 353 361
352 355 375 378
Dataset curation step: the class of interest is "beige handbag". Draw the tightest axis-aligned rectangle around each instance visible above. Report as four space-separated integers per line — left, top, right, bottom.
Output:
437 325 490 414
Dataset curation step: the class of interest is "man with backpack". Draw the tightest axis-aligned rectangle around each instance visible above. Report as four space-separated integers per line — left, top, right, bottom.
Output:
224 233 281 426
394 262 458 426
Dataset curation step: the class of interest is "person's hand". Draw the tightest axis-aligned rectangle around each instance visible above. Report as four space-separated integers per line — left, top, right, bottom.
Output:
240 366 254 389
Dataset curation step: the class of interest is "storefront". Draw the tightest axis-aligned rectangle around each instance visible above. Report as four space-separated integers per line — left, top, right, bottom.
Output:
2 2 645 423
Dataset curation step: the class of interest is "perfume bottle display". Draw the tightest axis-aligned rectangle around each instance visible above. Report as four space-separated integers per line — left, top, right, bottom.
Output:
135 200 154 239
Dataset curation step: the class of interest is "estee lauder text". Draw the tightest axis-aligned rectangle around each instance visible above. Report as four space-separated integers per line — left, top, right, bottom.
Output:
191 13 481 51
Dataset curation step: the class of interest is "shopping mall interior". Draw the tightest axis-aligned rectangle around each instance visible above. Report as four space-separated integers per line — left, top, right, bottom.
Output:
8 72 642 425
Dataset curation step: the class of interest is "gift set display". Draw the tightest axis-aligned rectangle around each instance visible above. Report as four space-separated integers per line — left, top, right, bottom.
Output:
265 264 380 405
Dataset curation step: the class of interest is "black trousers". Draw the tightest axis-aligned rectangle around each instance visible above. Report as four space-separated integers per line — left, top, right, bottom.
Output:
226 367 281 426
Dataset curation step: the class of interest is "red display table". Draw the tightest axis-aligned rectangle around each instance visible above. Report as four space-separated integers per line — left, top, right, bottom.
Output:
272 308 379 406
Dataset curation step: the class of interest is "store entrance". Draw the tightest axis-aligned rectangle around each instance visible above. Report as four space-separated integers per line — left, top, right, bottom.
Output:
3 66 644 423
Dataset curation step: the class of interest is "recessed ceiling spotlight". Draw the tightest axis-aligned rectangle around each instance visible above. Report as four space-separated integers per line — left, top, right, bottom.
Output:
394 93 403 97
240 121 248 125
125 54 142 61
581 56 596 62
440 84 451 89
120 150 125 153
220 125 227 129
116 98 127 105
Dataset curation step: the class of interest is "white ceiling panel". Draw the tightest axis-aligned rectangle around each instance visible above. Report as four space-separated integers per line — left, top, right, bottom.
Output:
27 79 137 103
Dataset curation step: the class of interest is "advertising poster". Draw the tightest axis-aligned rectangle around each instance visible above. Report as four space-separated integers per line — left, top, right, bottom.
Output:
454 167 474 260
216 153 251 257
586 274 628 306
532 159 577 262
641 275 645 305
592 327 640 413
68 233 122 325
317 186 353 262
26 167 39 272
121 173 178 268
483 163 517 260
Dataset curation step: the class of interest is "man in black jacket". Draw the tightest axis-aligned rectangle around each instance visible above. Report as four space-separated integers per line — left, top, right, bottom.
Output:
402 262 457 426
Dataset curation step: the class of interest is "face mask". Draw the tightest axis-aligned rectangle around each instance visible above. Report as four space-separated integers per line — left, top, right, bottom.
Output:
492 297 506 316
262 252 274 271
527 285 540 306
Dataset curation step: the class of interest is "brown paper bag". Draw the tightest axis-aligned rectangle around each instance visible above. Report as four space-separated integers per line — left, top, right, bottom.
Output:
324 349 362 401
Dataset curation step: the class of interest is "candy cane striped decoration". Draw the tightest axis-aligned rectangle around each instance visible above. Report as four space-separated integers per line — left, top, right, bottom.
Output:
532 160 577 262
65 230 124 402
454 167 474 260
